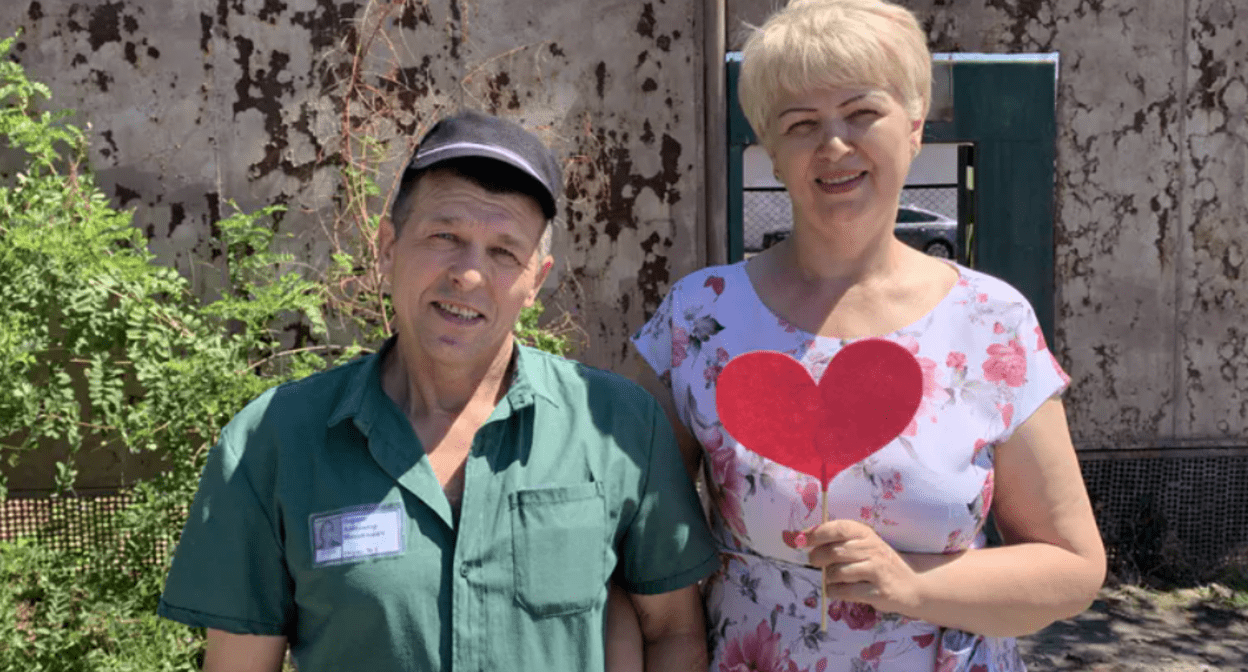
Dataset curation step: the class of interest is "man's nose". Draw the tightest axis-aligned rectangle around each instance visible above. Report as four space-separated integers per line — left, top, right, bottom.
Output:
447 247 486 289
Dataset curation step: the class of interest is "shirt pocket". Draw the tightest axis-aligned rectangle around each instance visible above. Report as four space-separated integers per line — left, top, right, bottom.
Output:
508 482 608 618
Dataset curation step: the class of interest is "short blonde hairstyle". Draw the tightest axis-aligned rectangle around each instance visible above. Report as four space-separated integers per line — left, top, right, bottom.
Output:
739 0 932 148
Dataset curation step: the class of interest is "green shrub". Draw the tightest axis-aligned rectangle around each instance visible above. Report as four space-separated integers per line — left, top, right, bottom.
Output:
0 30 332 668
0 32 572 670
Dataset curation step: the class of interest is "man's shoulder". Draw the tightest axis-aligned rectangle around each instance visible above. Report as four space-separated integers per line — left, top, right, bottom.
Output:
520 347 659 418
224 352 373 442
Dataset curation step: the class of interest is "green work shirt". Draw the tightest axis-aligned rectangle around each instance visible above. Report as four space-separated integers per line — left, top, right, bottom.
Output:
157 338 718 671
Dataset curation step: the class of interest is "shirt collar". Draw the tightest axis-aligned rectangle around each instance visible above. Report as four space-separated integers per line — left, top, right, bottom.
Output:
327 337 561 430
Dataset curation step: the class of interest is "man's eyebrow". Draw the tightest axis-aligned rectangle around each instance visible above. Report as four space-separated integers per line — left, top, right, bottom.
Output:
492 232 523 247
419 215 534 247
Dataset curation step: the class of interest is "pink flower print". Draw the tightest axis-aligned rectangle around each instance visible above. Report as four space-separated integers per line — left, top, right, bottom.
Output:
828 600 879 631
979 472 995 519
707 441 734 484
1050 351 1071 386
860 506 873 521
935 650 959 672
982 338 1028 387
701 425 725 452
946 351 966 369
715 486 748 541
993 321 1006 334
714 468 750 540
901 416 918 437
917 356 945 400
913 633 936 648
695 422 733 479
704 347 730 387
977 293 988 303
943 529 966 554
998 402 1015 430
860 641 887 662
957 276 970 287
972 439 990 465
778 317 798 333
671 327 690 368
895 335 920 355
718 620 791 672
970 665 988 672
798 480 819 513
704 275 726 296
803 591 818 609
879 471 904 501
1034 325 1047 351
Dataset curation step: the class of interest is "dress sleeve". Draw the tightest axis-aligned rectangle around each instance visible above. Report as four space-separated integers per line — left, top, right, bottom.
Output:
999 304 1072 441
630 283 681 381
157 401 295 636
614 394 718 595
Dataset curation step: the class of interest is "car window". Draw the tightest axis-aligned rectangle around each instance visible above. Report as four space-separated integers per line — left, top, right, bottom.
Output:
896 208 940 223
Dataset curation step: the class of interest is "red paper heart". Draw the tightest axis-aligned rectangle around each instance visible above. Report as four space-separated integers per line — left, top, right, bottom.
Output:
715 339 923 488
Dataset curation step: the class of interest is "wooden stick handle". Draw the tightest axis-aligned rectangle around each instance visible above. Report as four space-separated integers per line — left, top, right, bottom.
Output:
821 484 828 632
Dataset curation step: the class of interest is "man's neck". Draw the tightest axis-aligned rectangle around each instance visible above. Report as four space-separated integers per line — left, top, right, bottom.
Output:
381 335 516 426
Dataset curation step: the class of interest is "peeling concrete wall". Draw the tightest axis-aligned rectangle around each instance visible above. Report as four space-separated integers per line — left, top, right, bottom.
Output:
726 0 1247 451
4 0 1244 483
0 0 705 489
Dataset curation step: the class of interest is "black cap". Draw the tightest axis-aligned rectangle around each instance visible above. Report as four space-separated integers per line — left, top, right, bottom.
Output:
407 110 562 220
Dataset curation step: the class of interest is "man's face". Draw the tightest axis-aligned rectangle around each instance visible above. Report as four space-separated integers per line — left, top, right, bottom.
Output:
379 169 552 368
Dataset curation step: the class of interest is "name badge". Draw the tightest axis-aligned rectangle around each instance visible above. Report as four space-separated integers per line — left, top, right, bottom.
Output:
309 501 406 567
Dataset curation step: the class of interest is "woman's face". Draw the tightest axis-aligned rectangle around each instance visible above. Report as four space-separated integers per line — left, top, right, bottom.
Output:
767 85 921 241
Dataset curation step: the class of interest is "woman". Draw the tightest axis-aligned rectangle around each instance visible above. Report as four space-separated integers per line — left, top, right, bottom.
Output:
628 0 1106 670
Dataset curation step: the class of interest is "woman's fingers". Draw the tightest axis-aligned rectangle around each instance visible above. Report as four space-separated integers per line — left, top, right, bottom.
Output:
802 519 923 616
806 537 873 566
802 518 874 548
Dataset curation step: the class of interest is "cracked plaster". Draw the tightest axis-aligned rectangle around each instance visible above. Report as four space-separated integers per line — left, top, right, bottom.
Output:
0 0 703 384
1 0 1244 475
729 0 1248 449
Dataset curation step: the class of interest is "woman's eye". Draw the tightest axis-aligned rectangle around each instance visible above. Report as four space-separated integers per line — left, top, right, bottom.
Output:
849 109 880 121
787 119 816 132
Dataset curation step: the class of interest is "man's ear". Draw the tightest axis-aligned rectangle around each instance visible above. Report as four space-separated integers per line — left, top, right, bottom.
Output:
378 216 397 277
525 255 554 307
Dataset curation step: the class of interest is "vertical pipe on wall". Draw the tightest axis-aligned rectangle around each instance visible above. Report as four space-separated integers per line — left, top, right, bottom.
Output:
704 0 728 266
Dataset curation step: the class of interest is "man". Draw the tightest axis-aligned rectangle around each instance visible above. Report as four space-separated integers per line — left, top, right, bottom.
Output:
158 110 718 671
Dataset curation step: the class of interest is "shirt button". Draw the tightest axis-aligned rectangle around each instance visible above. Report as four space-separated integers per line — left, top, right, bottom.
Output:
459 564 469 577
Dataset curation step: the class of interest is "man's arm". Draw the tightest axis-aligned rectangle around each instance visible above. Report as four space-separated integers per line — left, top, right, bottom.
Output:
628 585 708 672
204 630 287 672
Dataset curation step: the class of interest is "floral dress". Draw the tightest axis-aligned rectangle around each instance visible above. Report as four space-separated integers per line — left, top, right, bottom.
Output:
632 260 1070 672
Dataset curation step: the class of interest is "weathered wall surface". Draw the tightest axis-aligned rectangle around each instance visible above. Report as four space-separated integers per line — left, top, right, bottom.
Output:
4 0 1245 488
726 0 1248 451
1 0 705 489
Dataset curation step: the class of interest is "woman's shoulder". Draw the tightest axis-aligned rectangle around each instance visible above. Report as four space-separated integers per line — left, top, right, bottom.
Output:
947 263 1036 312
665 260 748 299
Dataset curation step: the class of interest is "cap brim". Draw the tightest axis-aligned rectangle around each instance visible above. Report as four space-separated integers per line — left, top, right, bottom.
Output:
410 142 556 219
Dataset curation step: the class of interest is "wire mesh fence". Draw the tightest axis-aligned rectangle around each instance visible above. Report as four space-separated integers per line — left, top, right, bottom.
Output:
900 186 957 220
1082 452 1248 582
0 490 164 566
3 451 1247 583
742 185 959 252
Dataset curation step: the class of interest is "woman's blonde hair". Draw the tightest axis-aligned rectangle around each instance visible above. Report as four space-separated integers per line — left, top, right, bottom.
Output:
738 0 932 148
